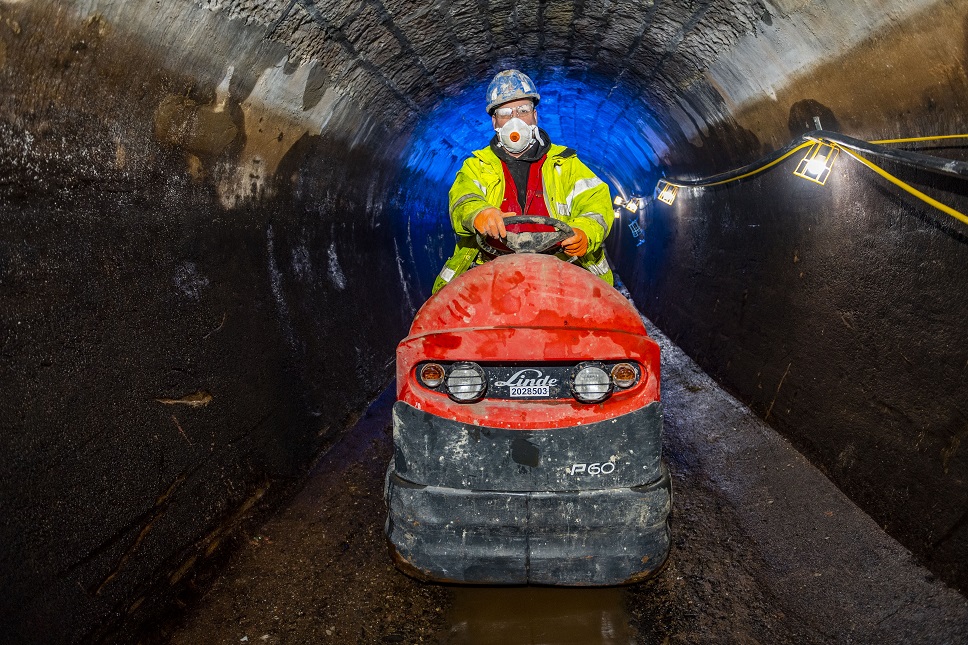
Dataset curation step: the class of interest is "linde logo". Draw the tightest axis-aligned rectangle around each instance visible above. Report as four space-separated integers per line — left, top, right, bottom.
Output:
494 368 559 388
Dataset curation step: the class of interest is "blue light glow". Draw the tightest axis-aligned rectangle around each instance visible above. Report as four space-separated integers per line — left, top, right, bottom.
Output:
395 71 667 297
402 72 665 196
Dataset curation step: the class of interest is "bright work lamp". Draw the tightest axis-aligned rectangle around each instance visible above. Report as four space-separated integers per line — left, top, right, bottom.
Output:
794 141 840 185
624 197 646 212
572 362 612 403
616 195 646 214
656 180 678 205
446 362 486 402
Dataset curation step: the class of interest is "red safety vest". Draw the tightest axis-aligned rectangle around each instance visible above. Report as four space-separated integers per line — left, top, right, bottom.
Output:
499 155 550 217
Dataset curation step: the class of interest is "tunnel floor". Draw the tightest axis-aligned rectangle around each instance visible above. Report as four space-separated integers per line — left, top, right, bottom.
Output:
160 314 968 644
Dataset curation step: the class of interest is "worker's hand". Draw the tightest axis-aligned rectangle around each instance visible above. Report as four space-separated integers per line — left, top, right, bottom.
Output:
473 207 516 239
561 228 589 257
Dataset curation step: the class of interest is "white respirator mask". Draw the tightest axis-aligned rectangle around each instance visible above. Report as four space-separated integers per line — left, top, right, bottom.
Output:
496 117 542 154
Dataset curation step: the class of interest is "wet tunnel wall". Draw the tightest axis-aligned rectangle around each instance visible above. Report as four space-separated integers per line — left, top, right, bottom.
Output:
0 3 417 641
1 0 966 641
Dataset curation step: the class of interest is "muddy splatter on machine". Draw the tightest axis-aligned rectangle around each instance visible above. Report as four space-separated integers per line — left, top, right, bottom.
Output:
385 219 671 585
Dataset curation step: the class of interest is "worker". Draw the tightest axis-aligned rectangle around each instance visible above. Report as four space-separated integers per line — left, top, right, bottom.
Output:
433 69 614 294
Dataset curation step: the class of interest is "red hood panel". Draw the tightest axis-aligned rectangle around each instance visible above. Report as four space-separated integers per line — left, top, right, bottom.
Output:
411 255 647 336
397 255 660 430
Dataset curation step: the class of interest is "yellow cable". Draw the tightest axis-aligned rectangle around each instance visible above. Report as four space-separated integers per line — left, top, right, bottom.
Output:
663 133 968 220
839 147 968 226
869 134 968 145
666 141 814 188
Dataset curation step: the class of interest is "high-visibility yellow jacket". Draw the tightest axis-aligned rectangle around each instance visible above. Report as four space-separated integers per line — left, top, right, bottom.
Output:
433 144 614 294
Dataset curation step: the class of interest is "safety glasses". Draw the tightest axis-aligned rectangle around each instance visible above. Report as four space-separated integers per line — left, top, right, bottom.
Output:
493 104 535 119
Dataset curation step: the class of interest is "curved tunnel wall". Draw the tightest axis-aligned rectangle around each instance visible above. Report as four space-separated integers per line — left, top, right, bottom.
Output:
614 0 968 595
1 3 416 642
622 151 968 592
1 0 967 640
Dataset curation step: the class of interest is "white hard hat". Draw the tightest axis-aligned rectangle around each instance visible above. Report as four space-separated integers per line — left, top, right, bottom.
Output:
485 70 540 114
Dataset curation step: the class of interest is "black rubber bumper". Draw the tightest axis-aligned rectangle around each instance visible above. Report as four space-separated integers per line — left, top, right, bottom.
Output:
385 402 672 585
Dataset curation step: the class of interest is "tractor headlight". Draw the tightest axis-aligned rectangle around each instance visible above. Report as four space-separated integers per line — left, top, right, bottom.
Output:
446 362 487 402
418 363 446 388
572 362 612 403
610 362 638 389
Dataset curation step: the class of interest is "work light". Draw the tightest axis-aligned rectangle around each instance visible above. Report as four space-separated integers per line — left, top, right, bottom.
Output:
446 362 487 402
572 362 612 403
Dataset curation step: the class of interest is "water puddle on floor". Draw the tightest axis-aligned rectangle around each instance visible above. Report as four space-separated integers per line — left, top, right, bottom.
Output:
442 586 635 644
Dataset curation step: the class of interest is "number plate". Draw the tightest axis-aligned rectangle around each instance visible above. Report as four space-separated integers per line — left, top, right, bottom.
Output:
509 385 550 398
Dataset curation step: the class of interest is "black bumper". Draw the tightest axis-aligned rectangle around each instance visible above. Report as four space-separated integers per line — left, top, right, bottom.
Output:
385 402 672 585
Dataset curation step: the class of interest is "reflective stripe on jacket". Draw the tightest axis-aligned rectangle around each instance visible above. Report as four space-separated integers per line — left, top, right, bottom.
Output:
434 144 613 294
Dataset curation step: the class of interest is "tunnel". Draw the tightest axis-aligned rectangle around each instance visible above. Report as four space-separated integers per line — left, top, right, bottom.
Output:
2 0 967 642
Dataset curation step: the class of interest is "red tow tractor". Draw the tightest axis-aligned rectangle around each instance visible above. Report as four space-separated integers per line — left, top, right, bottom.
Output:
385 216 671 585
